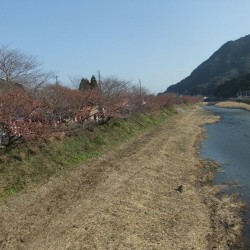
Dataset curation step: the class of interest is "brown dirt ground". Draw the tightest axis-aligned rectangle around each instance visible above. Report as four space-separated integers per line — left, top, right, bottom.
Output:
0 106 245 250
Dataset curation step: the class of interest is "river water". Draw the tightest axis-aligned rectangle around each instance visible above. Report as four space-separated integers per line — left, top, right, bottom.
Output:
201 105 250 248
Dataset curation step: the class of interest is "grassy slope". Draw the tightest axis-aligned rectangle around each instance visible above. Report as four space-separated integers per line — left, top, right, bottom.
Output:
0 108 177 199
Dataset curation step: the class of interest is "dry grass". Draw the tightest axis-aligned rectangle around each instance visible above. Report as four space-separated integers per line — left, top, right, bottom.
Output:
0 109 176 199
0 105 245 249
216 101 250 111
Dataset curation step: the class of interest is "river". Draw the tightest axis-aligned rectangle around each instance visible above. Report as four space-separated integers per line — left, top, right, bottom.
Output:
201 105 250 248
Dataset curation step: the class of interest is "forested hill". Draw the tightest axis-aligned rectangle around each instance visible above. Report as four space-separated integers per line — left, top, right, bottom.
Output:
214 73 250 98
165 34 250 96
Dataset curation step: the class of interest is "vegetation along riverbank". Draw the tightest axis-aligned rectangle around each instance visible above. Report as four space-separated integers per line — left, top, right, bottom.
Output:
216 101 250 111
0 107 177 199
0 105 246 249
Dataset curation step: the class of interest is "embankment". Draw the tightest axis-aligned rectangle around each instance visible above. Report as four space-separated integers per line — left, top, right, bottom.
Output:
0 108 176 199
0 105 245 249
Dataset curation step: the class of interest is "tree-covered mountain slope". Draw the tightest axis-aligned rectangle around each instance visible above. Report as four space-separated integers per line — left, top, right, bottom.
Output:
166 35 250 96
214 73 250 98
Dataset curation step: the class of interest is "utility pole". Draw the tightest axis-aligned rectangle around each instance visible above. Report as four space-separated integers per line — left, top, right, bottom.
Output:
55 75 59 85
139 79 142 110
139 79 142 96
97 70 102 94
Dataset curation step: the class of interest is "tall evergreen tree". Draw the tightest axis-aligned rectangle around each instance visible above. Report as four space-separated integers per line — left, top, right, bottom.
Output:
90 75 98 89
79 78 90 90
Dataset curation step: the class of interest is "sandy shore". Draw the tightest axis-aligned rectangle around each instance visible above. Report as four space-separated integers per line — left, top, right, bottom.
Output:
0 106 245 249
216 101 250 111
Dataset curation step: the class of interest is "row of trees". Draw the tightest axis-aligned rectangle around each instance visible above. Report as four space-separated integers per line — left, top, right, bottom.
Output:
0 45 201 150
79 76 98 90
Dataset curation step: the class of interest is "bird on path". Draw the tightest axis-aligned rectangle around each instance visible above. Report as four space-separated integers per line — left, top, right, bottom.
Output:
175 185 183 193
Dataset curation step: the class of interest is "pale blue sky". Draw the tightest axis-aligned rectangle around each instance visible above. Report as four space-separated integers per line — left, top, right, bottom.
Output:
1 0 250 93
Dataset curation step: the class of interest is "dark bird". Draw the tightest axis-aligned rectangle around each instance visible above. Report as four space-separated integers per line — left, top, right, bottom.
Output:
175 185 183 193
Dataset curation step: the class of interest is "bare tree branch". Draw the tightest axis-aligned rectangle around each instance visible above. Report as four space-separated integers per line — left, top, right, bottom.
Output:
0 45 54 90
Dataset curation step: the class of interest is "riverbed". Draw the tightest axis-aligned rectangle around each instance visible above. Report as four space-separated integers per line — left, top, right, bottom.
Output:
201 105 250 248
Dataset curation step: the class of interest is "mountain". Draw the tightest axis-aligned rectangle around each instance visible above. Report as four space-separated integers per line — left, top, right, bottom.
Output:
166 35 250 96
214 73 250 98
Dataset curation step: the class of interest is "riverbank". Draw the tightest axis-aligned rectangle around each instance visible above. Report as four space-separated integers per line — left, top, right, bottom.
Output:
0 106 245 249
0 108 176 199
216 101 250 111
201 105 250 248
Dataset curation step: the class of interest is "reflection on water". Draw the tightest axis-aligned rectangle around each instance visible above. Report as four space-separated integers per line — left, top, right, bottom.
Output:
201 106 250 247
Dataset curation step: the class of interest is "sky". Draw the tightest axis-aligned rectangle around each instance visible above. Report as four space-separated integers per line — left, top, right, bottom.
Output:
1 0 250 94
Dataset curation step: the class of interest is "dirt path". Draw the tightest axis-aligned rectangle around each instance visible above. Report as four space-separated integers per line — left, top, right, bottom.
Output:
0 107 243 249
